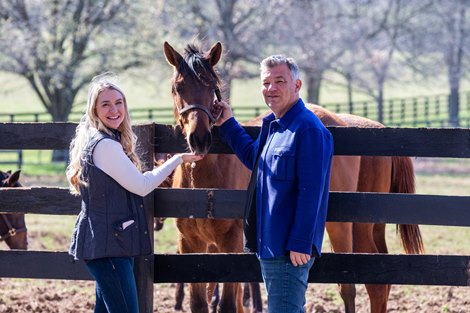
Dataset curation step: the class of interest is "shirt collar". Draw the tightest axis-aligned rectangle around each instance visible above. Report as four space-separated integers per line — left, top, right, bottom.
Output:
262 98 305 130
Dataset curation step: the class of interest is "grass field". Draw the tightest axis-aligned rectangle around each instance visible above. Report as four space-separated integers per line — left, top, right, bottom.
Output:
1 68 467 114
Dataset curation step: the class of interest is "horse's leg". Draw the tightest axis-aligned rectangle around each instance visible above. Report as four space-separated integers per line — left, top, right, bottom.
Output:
243 282 250 308
326 221 355 313
326 155 361 313
249 282 263 313
207 244 220 313
352 222 389 313
175 283 185 311
177 220 209 313
373 224 391 299
216 224 243 313
210 284 220 313
355 156 392 313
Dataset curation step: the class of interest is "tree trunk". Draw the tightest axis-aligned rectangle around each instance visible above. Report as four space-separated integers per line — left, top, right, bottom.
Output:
377 87 384 124
305 71 322 105
448 87 460 127
50 91 75 163
346 72 354 114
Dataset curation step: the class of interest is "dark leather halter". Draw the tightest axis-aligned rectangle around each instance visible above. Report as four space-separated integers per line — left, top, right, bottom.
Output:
177 87 222 125
0 214 26 242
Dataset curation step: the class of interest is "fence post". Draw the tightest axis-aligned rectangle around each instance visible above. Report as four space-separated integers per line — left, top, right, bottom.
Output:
133 123 155 313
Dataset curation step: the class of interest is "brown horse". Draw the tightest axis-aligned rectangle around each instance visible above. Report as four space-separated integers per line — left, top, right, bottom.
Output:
306 107 423 313
163 41 260 313
0 170 28 250
163 42 423 313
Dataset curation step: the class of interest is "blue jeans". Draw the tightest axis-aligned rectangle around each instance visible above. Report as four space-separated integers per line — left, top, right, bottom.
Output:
85 257 138 313
259 256 315 313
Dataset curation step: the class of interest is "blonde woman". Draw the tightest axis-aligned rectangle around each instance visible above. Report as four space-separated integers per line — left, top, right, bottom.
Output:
66 76 203 313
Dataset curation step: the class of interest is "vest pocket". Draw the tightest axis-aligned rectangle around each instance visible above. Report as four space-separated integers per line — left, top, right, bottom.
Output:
112 216 136 254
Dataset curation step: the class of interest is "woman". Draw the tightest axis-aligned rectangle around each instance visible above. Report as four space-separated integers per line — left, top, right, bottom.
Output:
66 76 203 313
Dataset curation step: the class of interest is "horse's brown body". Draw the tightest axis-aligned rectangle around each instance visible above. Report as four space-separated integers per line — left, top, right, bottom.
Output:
163 41 423 313
0 170 28 250
172 155 249 313
301 106 423 313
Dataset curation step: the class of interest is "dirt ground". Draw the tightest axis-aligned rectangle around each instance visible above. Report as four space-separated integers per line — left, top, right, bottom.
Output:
0 278 469 312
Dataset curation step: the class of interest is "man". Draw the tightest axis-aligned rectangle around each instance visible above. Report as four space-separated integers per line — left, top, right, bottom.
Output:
213 55 333 312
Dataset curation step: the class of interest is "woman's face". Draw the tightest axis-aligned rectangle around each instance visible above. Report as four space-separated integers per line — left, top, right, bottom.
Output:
95 88 126 130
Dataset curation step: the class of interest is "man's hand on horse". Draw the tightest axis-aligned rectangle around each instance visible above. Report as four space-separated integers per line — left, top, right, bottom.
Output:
212 100 233 126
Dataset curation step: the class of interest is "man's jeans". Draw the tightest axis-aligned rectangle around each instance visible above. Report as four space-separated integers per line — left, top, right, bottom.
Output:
259 256 315 313
86 257 138 313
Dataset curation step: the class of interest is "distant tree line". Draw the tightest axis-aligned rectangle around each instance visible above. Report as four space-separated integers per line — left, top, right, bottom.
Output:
1 0 469 128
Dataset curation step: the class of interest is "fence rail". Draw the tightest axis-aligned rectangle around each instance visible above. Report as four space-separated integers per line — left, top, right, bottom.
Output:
2 91 470 127
1 251 468 287
1 187 470 226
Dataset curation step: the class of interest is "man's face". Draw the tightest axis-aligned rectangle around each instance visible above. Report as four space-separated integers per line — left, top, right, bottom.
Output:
261 64 301 118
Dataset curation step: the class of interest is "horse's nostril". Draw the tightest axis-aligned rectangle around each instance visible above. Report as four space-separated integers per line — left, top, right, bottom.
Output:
189 132 212 154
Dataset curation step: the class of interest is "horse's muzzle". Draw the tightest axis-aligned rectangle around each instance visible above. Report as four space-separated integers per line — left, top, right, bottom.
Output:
189 131 212 155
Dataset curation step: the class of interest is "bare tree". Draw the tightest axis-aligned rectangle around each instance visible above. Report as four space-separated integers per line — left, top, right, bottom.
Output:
159 0 286 101
276 0 361 105
403 0 470 126
0 0 153 123
332 0 433 122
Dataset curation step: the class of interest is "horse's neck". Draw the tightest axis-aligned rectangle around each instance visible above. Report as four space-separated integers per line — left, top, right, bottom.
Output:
181 154 221 188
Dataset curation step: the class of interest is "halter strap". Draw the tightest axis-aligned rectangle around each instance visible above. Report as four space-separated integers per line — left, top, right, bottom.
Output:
178 104 217 125
0 214 26 241
177 87 221 125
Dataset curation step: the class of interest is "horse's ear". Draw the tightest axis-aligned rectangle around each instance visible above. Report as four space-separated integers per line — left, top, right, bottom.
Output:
7 170 20 186
163 41 183 67
208 42 222 66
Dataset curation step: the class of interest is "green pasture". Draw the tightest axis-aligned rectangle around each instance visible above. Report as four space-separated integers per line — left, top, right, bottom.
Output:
1 69 466 116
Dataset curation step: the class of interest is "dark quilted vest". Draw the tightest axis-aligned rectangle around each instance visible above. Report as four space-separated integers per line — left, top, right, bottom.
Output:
69 129 152 260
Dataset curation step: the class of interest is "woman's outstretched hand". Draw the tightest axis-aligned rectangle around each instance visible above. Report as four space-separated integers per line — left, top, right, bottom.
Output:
179 153 204 163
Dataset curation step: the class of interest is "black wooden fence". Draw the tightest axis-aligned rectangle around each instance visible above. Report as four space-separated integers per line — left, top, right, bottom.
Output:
0 122 470 313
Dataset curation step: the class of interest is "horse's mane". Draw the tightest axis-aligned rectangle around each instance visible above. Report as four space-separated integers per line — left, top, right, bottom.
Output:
174 44 220 87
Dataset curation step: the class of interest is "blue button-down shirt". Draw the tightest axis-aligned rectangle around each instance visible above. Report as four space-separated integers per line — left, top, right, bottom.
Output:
220 99 333 258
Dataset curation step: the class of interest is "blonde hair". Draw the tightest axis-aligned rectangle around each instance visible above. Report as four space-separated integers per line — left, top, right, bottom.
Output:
66 76 142 195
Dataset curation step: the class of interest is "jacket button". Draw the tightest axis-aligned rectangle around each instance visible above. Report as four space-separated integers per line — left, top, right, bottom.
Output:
140 204 143 208
144 231 148 234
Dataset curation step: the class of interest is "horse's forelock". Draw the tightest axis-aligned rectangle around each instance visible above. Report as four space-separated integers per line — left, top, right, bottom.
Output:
178 44 219 87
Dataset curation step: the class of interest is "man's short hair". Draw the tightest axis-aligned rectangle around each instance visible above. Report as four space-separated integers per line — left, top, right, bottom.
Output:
260 55 300 81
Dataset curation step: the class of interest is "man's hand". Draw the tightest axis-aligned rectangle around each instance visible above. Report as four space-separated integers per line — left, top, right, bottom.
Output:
290 251 311 267
212 100 233 126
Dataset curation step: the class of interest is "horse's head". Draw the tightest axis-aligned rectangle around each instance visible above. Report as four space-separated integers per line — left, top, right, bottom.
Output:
164 41 222 154
0 170 28 250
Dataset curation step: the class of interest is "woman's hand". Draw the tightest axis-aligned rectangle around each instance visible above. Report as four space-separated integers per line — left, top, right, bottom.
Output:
179 153 204 163
212 100 233 126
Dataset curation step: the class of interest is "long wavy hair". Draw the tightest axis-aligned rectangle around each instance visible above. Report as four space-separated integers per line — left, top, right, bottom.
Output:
66 76 141 195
